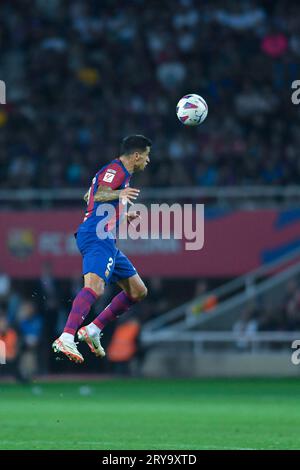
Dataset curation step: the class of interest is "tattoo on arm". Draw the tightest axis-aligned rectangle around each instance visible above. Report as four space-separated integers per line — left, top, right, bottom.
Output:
94 186 120 202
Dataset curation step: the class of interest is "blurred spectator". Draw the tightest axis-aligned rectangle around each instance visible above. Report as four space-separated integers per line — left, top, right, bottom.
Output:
191 280 218 315
37 261 64 370
0 312 18 374
37 261 61 337
17 300 43 347
107 316 142 376
16 300 43 381
261 31 288 58
7 289 21 326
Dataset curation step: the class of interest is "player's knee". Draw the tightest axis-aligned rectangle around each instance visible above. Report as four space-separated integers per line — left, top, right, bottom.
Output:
132 285 148 302
84 274 105 297
91 283 104 297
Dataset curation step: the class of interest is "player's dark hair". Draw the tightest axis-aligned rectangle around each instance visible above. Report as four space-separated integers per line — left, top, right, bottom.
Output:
121 135 152 156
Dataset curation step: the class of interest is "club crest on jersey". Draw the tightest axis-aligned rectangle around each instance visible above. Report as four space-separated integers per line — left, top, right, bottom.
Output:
103 171 115 183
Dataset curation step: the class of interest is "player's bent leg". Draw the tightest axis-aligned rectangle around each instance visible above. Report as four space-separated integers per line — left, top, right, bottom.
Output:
53 273 105 363
117 274 148 302
80 275 147 358
77 273 106 358
83 272 105 297
93 273 147 331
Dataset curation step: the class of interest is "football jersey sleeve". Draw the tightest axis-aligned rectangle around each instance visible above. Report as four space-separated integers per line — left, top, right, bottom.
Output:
97 163 126 190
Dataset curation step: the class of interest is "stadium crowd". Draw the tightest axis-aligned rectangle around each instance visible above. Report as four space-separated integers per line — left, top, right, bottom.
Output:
0 0 300 190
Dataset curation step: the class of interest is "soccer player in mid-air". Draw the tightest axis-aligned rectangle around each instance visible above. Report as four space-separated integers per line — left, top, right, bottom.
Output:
52 135 151 363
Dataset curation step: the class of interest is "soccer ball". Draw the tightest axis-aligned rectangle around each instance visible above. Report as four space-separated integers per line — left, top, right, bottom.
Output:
176 94 208 126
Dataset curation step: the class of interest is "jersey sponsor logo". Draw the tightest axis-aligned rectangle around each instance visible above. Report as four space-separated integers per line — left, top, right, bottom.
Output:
103 171 115 183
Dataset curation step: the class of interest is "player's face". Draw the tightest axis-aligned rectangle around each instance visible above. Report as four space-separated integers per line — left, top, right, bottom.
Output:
135 146 151 171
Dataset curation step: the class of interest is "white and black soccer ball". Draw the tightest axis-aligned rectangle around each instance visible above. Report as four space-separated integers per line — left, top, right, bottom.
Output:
176 94 208 126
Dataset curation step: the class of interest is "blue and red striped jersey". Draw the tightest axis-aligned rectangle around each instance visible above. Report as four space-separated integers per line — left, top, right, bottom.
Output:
77 158 131 234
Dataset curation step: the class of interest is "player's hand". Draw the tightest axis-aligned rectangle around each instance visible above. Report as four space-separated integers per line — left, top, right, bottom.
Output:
120 187 140 205
127 211 141 224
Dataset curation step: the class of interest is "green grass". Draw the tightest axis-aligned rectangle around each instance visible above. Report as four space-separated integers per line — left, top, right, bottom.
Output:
1 378 300 450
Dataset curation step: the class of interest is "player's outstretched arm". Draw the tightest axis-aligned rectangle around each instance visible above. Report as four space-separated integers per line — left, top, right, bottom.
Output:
94 186 120 202
94 186 140 204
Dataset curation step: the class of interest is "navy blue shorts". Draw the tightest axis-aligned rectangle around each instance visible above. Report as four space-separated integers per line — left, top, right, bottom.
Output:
75 231 137 284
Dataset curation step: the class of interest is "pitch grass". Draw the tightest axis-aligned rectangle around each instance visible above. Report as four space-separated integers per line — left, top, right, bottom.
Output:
1 378 300 450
